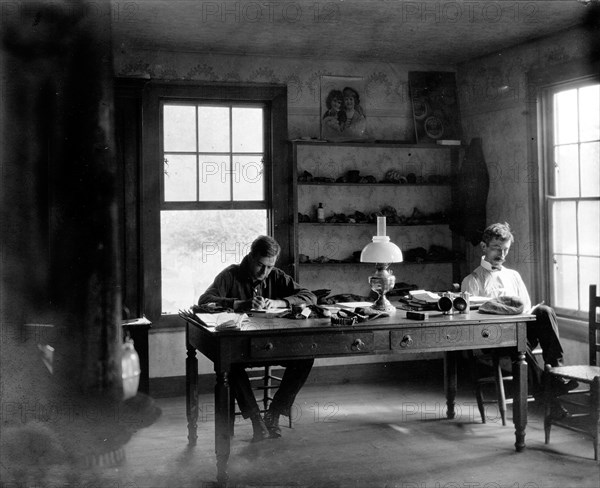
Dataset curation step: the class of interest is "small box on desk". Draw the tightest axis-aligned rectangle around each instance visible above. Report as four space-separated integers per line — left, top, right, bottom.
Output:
406 311 429 320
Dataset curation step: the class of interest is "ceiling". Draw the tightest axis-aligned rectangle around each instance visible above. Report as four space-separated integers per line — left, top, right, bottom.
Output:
111 0 591 65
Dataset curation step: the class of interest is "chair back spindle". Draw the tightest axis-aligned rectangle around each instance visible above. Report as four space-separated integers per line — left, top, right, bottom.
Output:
590 285 600 366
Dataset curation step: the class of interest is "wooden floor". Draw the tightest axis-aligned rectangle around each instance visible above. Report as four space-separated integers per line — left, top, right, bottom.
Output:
2 377 598 488
120 378 598 488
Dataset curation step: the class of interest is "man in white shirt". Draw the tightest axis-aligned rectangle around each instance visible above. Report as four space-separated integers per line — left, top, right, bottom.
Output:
462 223 577 401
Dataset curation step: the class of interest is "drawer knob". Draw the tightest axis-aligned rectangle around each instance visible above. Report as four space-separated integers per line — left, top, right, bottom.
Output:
264 342 274 351
352 339 365 351
481 329 490 338
400 335 413 348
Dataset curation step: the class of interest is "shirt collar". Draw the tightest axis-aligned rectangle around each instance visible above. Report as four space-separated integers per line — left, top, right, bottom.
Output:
480 256 502 272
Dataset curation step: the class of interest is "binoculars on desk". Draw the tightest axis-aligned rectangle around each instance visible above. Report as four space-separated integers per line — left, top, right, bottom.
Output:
437 292 470 314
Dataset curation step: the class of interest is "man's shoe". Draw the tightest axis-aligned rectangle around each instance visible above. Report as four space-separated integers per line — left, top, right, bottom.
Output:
264 409 282 438
250 415 269 443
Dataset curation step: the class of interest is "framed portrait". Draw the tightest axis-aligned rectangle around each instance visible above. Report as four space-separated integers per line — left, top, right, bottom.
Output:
320 75 368 142
408 71 462 144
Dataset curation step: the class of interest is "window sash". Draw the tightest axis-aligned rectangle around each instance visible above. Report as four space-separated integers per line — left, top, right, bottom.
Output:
160 101 267 206
543 79 600 320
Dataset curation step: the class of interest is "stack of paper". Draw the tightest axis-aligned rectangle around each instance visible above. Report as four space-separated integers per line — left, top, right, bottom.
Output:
397 290 441 311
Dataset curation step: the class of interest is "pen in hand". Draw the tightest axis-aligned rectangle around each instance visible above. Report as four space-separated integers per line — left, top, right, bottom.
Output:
252 287 268 310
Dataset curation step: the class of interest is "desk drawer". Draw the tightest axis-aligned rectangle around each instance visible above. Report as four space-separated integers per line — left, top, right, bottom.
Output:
391 322 517 351
250 332 374 359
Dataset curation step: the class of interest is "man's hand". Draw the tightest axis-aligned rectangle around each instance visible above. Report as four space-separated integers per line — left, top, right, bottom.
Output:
252 296 267 310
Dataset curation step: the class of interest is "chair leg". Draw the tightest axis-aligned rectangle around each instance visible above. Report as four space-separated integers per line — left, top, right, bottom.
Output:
493 354 507 426
263 366 271 412
592 377 600 462
543 365 553 444
229 393 236 437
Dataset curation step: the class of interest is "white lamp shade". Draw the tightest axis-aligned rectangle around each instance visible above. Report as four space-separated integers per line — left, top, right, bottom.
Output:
360 236 403 263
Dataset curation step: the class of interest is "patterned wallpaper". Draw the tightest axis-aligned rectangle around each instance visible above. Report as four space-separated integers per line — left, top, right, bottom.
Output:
115 51 456 142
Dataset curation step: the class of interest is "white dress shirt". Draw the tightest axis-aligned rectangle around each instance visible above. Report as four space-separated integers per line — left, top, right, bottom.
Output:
461 257 532 312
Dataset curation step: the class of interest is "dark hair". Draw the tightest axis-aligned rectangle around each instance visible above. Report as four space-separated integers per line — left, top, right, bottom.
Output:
250 235 280 259
325 89 343 110
481 222 514 245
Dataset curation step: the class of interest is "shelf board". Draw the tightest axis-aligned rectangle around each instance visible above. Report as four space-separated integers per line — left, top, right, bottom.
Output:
298 260 459 266
298 181 450 187
298 221 449 226
291 139 462 149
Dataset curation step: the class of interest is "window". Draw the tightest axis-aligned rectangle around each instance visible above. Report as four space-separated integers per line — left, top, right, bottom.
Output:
542 80 600 319
142 84 290 326
161 104 267 314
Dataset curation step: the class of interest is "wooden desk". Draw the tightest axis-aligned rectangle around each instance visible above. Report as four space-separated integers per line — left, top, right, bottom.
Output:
185 310 534 483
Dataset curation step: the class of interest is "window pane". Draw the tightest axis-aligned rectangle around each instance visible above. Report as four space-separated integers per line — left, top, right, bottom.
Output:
580 256 600 313
551 201 577 254
198 107 230 152
554 144 579 197
579 200 600 256
164 105 196 152
579 84 600 143
553 254 578 310
160 209 267 314
199 155 230 201
233 155 264 200
164 155 196 201
233 107 263 152
555 89 579 145
580 141 600 197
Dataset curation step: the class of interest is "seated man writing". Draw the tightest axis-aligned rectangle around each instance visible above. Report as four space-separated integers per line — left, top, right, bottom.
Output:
461 222 577 413
198 235 317 441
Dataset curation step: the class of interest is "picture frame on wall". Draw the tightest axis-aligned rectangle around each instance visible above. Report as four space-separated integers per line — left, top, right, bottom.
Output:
320 75 368 142
408 71 462 144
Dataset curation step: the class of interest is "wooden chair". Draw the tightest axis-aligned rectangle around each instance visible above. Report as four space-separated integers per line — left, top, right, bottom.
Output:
229 365 293 435
473 346 543 426
543 284 600 462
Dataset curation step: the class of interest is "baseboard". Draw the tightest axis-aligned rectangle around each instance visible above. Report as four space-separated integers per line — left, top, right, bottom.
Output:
149 358 446 398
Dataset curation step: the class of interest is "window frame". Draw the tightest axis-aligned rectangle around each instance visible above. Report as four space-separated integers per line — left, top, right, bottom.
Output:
142 82 290 328
531 61 599 322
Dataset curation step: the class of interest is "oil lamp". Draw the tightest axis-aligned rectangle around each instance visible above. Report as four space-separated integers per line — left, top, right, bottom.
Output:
360 216 403 312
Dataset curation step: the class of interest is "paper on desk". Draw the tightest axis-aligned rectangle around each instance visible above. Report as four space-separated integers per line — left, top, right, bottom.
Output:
336 301 373 309
196 313 248 328
250 308 289 316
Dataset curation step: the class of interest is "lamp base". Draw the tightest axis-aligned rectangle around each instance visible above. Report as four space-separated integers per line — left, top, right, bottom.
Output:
371 293 397 313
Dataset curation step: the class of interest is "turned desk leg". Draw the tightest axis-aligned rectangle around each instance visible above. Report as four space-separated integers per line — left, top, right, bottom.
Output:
186 345 199 445
512 349 528 452
444 351 457 419
215 371 231 484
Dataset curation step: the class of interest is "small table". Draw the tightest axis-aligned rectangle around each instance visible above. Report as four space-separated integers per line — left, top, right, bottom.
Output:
185 310 534 483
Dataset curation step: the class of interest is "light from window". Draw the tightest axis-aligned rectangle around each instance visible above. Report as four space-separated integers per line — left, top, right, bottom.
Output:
160 210 266 313
549 83 600 316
